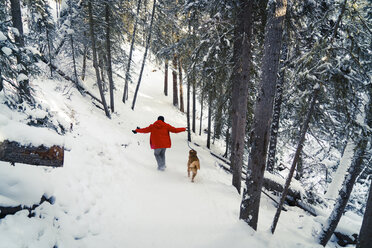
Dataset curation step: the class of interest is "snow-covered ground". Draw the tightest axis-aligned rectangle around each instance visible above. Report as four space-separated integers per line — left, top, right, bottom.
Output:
0 48 362 248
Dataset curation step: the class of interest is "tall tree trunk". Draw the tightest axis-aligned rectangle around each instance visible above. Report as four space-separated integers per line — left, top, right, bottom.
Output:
357 182 372 248
230 0 253 194
81 44 88 81
10 0 32 102
143 0 148 46
319 136 368 246
199 88 204 136
99 52 105 87
239 0 287 230
70 35 78 84
192 76 196 133
88 0 110 118
271 87 319 234
187 74 191 142
267 63 285 172
68 0 78 86
172 54 178 107
131 0 156 110
223 127 230 158
179 58 184 112
105 4 115 113
164 60 168 96
46 28 53 77
207 92 212 149
123 0 142 103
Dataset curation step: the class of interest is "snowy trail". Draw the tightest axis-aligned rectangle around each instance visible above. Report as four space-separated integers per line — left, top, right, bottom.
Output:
0 53 334 248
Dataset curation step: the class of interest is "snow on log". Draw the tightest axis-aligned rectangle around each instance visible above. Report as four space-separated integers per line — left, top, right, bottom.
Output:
0 140 64 167
0 195 55 219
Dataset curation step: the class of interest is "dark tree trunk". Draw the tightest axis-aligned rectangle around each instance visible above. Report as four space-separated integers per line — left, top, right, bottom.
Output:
271 87 319 234
192 76 196 133
46 28 53 77
172 54 178 107
70 35 78 84
319 136 368 246
68 0 78 84
179 58 184 112
123 0 142 103
88 0 110 118
207 93 212 149
187 74 191 142
164 60 168 96
10 0 31 102
240 0 287 230
230 0 253 194
223 127 230 158
10 0 24 47
214 88 223 140
131 0 156 110
105 4 115 113
199 89 204 136
81 44 88 81
267 62 285 172
357 182 372 248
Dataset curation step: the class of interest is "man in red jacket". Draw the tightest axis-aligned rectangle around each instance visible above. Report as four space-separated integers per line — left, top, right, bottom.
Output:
132 116 186 171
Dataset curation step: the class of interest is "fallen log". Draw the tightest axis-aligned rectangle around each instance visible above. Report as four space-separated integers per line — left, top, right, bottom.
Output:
39 55 103 105
211 151 322 216
0 140 64 167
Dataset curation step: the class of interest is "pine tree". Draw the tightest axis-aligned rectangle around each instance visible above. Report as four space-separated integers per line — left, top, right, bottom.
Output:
240 0 287 230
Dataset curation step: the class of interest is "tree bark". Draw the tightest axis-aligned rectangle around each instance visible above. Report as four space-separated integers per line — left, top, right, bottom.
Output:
172 54 178 107
230 0 253 194
81 44 88 81
88 0 110 118
10 0 32 102
187 74 191 142
0 140 64 167
319 136 368 246
239 0 287 230
179 58 184 112
271 87 319 234
207 92 212 149
192 76 196 133
357 181 372 248
46 28 53 77
199 89 204 136
123 0 142 103
131 0 156 110
105 4 115 113
164 60 168 96
267 65 285 172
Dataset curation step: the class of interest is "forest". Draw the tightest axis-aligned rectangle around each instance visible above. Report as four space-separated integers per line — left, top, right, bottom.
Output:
0 0 371 247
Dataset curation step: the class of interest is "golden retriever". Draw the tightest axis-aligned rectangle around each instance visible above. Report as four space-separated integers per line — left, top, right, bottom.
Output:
187 150 200 182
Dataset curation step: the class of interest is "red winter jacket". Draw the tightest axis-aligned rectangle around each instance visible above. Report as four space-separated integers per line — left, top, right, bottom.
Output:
135 120 186 149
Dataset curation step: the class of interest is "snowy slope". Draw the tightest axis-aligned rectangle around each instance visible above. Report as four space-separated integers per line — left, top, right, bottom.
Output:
0 48 362 248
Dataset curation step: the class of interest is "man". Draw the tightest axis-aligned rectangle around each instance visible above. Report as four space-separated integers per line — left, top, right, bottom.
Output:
132 116 186 171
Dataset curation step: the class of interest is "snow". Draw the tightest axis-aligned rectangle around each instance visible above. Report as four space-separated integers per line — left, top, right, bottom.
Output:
1 47 12 56
0 32 7 41
0 47 361 248
325 140 355 201
16 73 29 83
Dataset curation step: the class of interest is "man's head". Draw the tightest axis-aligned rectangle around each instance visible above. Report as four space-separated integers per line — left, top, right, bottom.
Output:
157 116 165 122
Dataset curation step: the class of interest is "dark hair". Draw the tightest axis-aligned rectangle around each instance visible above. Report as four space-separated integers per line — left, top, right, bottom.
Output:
157 116 165 122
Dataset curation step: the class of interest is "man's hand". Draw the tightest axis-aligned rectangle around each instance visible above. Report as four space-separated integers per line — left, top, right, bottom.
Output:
132 127 140 134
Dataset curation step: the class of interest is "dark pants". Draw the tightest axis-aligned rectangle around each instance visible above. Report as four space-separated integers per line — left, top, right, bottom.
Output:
154 148 166 170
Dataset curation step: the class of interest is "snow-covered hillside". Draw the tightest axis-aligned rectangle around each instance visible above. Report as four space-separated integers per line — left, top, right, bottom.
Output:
0 49 362 248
